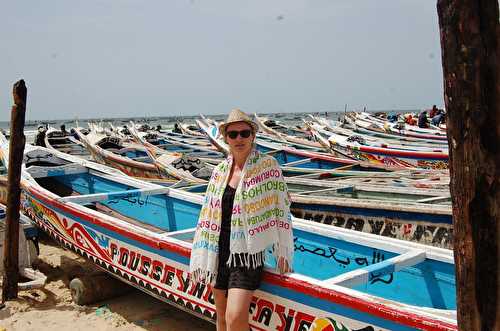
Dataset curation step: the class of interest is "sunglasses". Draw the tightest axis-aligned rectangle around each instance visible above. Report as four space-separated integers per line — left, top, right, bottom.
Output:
226 129 253 139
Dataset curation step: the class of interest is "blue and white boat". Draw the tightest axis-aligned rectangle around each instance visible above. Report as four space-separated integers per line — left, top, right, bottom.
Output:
1 143 457 330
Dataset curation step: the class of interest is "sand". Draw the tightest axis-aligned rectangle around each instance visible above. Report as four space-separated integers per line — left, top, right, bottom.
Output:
0 234 215 331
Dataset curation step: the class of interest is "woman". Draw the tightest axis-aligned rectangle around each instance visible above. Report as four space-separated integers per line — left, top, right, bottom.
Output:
190 109 294 331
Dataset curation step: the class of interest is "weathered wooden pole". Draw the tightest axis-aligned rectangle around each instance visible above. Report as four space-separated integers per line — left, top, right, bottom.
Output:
1 80 27 301
436 1 499 330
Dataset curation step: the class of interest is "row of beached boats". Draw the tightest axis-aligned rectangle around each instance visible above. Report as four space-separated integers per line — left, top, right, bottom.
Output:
1 112 457 330
41 117 453 249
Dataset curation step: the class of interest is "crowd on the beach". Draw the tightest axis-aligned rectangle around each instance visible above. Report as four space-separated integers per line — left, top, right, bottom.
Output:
384 105 446 128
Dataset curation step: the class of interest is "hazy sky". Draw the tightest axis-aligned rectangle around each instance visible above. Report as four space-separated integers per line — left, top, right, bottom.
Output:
1 1 444 121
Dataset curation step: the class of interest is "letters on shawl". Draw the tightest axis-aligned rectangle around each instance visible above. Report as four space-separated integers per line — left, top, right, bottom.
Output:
189 149 294 285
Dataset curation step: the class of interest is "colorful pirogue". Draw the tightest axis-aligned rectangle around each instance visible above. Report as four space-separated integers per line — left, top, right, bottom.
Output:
0 140 457 330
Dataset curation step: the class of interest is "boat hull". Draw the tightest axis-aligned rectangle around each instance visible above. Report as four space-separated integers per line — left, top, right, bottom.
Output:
291 202 452 249
13 182 455 331
330 142 449 170
22 190 400 330
85 144 178 183
0 142 455 331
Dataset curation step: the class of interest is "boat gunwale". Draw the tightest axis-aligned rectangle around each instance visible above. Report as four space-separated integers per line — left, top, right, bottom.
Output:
290 193 451 215
285 176 450 195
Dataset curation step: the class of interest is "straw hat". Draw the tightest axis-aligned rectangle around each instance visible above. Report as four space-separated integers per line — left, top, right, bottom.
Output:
219 109 258 136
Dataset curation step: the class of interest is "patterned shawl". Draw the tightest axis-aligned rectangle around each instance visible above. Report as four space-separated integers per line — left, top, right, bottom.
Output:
189 148 294 285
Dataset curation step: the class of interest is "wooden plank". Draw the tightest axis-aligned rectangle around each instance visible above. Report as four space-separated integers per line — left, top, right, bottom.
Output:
281 158 313 167
332 162 360 171
293 185 354 196
58 187 170 204
326 249 426 287
417 195 451 204
264 149 280 155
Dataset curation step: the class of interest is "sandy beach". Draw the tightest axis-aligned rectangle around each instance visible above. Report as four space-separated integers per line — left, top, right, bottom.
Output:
0 234 215 331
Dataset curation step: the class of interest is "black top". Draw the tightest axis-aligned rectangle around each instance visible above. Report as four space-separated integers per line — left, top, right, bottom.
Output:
219 185 236 263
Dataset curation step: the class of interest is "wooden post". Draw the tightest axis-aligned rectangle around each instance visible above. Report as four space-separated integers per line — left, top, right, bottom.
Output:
437 1 499 330
1 80 27 301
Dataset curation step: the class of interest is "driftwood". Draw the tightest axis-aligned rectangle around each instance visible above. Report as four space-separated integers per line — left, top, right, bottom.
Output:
2 80 27 301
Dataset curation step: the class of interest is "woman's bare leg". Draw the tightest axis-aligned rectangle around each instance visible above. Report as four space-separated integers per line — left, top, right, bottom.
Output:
225 288 254 331
213 288 228 331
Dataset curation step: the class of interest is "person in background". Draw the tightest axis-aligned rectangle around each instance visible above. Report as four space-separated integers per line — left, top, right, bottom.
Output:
387 114 399 122
70 128 79 140
172 123 182 134
418 111 429 128
404 113 417 126
190 109 294 331
34 125 47 147
429 105 439 118
432 109 445 126
60 124 67 136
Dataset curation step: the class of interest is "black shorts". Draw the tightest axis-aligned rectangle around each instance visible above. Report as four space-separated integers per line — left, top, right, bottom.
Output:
213 262 264 291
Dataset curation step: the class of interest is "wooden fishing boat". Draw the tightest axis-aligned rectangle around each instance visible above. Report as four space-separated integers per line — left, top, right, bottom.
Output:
155 132 224 158
254 114 324 150
310 115 449 149
308 127 449 170
75 129 206 185
255 140 397 174
343 115 447 145
1 144 457 330
353 113 448 142
44 127 91 159
317 125 449 154
128 126 213 184
178 122 205 137
128 124 224 161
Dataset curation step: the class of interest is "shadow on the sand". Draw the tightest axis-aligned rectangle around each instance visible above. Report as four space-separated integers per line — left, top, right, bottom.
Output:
101 289 215 331
33 255 100 285
0 232 97 314
22 229 214 330
34 231 101 281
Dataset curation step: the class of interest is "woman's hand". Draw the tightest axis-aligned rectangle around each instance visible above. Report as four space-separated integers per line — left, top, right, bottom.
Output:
277 256 292 275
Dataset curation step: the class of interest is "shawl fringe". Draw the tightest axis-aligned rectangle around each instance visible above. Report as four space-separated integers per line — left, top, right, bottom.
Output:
190 268 217 285
227 251 266 269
